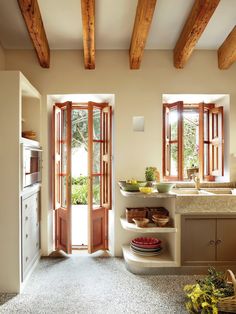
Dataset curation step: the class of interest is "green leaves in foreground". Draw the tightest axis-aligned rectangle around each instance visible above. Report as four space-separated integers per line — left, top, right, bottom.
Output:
184 267 234 314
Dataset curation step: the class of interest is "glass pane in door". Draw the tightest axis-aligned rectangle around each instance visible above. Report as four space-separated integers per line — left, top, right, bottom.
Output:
93 142 101 173
169 108 178 141
93 176 100 206
61 109 67 208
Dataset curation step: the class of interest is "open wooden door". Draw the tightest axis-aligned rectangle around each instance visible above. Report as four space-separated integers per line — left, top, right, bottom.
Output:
53 101 72 254
88 101 112 254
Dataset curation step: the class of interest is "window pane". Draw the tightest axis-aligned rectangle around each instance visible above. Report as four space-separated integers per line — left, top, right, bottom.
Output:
169 109 178 141
170 143 178 176
93 142 101 174
213 113 218 138
93 176 100 206
61 176 67 208
61 143 67 173
204 143 209 176
204 111 209 141
183 110 199 179
72 109 88 150
93 108 101 140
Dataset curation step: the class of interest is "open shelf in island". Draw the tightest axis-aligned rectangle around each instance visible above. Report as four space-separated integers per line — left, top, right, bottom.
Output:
122 245 178 268
120 217 177 233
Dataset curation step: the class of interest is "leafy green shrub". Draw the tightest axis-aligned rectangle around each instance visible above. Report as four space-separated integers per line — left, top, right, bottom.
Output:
184 267 234 314
72 176 100 205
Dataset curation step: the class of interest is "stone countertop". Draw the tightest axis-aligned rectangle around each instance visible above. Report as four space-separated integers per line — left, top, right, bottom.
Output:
174 182 235 189
176 194 236 214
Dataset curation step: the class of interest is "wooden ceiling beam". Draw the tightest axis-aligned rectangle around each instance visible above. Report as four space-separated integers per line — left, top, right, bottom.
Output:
129 0 157 70
174 0 220 69
81 0 95 70
218 26 236 69
18 0 50 68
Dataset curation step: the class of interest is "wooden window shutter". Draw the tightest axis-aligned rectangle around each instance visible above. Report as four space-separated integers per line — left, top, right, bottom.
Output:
163 101 183 181
209 106 224 177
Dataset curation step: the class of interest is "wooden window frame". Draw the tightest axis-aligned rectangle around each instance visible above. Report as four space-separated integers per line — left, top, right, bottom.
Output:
163 102 224 182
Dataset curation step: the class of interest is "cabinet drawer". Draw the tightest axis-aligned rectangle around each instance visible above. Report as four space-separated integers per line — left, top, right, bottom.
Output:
21 190 41 281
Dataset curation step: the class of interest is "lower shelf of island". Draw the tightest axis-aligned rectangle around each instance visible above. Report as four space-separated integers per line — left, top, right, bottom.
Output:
122 245 178 268
120 217 177 233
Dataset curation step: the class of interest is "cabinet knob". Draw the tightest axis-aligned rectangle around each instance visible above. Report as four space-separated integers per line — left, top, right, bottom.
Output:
26 233 28 239
26 256 29 262
216 239 222 245
36 242 39 247
209 240 215 245
25 216 28 221
25 204 28 209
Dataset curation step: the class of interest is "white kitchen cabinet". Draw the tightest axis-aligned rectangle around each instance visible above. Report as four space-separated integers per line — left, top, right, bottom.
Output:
22 188 40 281
0 71 41 293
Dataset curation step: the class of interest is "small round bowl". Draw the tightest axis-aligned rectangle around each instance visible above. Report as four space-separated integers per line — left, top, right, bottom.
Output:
132 218 149 227
139 187 154 194
152 216 169 227
156 183 175 193
152 213 169 220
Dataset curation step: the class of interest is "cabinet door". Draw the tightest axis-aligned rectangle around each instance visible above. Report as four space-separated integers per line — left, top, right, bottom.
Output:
182 217 216 265
22 191 40 281
217 218 236 262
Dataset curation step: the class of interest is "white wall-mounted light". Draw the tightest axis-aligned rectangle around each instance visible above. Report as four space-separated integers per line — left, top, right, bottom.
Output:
133 116 144 132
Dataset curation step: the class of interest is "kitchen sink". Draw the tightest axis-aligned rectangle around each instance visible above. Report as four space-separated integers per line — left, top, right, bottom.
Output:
173 188 235 195
172 189 211 195
203 188 234 195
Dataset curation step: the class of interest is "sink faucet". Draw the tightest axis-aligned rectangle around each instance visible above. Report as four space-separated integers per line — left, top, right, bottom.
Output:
192 174 200 190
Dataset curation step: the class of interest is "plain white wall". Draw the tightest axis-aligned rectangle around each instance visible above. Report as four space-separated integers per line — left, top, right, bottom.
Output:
0 43 5 70
5 49 236 256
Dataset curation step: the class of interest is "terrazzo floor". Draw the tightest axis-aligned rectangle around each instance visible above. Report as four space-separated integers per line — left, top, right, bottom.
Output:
0 255 198 314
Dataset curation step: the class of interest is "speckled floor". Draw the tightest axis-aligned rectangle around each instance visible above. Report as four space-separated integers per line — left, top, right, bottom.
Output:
0 256 198 314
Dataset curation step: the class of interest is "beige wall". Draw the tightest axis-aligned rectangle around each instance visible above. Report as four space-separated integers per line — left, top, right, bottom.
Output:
0 72 21 292
5 50 236 256
0 44 5 69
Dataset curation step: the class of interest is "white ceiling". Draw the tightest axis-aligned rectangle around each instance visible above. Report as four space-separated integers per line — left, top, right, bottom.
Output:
0 0 235 50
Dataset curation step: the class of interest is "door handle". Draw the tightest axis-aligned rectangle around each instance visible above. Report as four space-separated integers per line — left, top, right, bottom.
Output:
216 239 222 245
209 240 215 245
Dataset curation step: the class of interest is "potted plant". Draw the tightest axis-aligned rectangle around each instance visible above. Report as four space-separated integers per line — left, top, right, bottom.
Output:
145 167 160 186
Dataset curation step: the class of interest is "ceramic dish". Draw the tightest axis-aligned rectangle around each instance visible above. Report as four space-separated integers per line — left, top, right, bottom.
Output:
130 244 162 252
132 218 149 227
132 237 161 244
118 181 146 192
131 247 163 256
155 182 175 193
131 237 161 247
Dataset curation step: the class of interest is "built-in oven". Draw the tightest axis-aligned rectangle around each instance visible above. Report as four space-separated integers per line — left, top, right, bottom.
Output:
21 143 42 189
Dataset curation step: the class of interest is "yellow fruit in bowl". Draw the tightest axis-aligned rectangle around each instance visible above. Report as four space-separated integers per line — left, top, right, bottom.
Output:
139 187 154 194
126 179 137 184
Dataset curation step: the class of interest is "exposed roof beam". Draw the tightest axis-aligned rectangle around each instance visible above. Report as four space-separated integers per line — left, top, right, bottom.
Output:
174 0 220 69
81 0 95 69
129 0 157 70
17 0 50 68
218 26 236 69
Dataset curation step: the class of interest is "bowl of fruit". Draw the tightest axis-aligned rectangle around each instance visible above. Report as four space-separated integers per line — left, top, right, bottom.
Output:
118 180 146 192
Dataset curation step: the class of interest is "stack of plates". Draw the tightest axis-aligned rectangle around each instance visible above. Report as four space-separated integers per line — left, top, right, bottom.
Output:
130 237 163 257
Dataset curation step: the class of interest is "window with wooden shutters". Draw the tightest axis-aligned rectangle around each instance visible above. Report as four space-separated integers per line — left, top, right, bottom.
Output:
163 103 224 181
